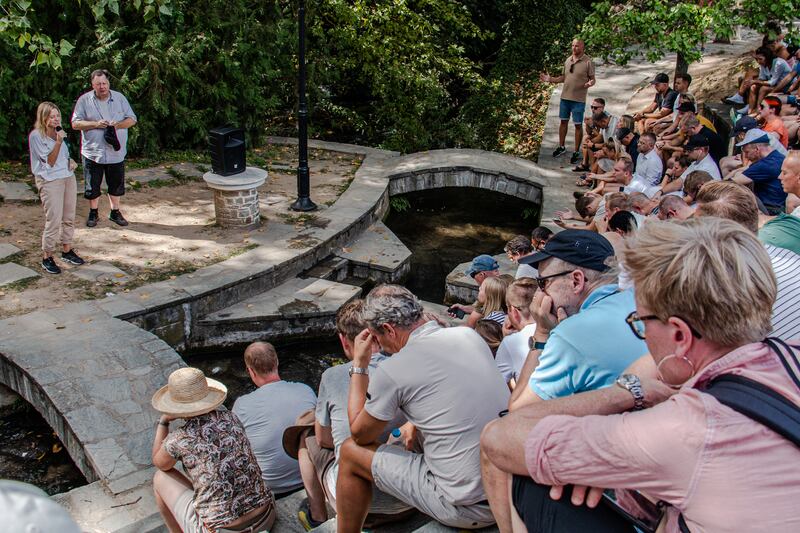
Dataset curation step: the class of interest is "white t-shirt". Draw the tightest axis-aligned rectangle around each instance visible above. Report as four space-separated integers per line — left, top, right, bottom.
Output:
625 176 661 198
515 263 538 279
765 244 800 339
791 205 800 219
494 323 538 383
681 153 722 183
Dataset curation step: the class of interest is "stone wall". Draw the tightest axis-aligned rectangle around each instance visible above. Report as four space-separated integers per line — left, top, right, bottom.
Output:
213 188 260 227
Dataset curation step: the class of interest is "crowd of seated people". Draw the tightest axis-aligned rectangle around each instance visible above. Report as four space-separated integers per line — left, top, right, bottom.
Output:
148 26 800 533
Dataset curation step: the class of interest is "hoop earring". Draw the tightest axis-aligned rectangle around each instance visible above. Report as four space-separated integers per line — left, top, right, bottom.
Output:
656 354 696 388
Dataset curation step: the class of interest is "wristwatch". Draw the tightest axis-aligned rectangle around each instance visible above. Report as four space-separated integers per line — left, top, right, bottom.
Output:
528 336 547 351
616 374 645 410
349 366 368 377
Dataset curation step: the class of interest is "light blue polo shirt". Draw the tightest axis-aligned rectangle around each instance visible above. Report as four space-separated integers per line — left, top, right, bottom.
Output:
529 284 647 400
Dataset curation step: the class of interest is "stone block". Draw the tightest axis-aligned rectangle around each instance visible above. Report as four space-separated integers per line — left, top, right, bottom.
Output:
81 376 132 404
0 181 37 202
0 243 22 261
0 262 40 287
85 438 138 480
105 466 156 495
70 261 131 284
65 405 126 441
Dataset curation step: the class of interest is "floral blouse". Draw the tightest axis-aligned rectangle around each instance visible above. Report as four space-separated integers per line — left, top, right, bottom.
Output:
164 409 272 529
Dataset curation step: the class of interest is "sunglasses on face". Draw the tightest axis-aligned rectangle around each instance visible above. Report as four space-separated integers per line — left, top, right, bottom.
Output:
625 311 703 340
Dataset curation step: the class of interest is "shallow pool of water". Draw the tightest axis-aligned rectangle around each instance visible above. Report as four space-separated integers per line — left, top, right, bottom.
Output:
188 339 346 408
0 403 87 495
385 187 538 302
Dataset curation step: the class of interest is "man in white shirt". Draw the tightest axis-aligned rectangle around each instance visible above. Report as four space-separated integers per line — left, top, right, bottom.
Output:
663 134 722 196
493 278 538 387
633 132 664 186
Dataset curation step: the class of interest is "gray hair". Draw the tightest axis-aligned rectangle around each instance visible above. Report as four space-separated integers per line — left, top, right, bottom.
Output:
363 285 423 330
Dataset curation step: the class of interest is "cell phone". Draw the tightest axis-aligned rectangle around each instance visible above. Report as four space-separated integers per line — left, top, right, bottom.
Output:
447 306 466 319
552 217 563 223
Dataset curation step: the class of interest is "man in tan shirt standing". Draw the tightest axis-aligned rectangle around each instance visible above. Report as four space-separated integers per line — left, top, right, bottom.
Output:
540 39 596 165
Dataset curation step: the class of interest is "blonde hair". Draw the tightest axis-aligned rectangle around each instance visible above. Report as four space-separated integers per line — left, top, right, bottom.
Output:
695 181 759 234
505 278 537 320
34 101 59 137
622 218 776 346
478 276 510 315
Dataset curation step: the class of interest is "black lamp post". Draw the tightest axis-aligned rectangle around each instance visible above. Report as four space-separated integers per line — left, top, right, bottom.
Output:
291 0 317 212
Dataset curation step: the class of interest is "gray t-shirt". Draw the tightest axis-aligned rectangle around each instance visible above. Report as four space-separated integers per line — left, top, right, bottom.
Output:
316 355 409 513
365 322 510 506
232 380 317 493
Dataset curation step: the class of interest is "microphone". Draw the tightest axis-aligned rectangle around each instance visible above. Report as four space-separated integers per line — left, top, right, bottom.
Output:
55 126 63 132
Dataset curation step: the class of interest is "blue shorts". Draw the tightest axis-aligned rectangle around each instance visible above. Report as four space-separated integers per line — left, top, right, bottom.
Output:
559 99 586 124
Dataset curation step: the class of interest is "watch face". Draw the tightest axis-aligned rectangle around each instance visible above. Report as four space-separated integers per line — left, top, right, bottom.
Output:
617 374 636 388
528 336 535 350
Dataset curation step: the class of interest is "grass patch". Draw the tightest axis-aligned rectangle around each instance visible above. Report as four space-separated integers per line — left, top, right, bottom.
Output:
227 243 259 257
0 160 30 181
1 276 39 292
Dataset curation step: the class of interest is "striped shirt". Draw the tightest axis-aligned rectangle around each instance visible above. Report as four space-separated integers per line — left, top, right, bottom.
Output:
484 311 507 325
766 244 800 339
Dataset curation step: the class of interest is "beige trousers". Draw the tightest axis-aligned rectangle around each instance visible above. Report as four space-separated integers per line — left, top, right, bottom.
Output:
35 175 77 254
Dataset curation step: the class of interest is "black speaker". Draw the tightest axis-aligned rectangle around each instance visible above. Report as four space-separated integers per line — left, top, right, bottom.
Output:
208 127 246 176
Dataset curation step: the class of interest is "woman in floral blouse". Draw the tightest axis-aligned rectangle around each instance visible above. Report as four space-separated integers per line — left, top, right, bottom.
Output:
151 367 275 533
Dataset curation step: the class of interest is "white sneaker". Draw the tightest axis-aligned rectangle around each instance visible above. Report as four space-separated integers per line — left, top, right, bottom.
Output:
725 93 745 105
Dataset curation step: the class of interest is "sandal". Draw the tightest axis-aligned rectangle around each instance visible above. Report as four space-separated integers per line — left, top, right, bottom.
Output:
298 498 326 531
572 164 590 172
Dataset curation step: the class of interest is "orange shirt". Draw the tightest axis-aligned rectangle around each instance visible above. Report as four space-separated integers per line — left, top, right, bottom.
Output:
763 116 789 147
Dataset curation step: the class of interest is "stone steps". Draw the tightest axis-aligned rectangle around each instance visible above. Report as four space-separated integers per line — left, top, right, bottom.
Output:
333 221 411 284
195 277 362 347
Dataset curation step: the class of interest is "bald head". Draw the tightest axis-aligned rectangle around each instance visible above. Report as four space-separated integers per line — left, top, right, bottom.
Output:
658 195 694 221
780 150 800 196
244 341 278 376
571 39 585 56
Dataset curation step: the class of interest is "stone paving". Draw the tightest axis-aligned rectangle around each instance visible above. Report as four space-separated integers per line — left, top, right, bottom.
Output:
0 180 37 202
0 261 39 287
0 243 21 260
69 260 132 284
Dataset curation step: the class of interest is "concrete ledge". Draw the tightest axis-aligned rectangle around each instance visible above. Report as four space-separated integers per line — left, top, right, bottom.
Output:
444 254 517 304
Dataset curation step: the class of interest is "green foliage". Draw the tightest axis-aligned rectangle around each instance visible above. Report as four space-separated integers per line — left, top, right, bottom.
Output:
580 0 800 72
390 196 411 214
0 0 587 160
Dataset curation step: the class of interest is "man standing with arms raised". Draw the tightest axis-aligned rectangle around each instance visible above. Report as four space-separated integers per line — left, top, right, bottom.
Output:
72 69 137 227
541 39 596 165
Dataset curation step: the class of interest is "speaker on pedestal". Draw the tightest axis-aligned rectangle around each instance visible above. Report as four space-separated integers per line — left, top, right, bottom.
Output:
208 127 246 176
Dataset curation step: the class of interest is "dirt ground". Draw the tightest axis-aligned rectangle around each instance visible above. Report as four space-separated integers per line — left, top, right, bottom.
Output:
0 146 362 318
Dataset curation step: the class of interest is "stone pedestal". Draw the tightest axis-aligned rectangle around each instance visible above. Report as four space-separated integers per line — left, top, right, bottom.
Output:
203 167 267 228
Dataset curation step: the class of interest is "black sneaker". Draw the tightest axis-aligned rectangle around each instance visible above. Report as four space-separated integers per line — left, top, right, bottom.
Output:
552 145 566 158
570 151 581 164
42 257 61 274
109 209 129 227
61 249 85 265
86 209 99 227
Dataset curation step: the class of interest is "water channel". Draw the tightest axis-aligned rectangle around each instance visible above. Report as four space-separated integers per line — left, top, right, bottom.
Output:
0 185 538 495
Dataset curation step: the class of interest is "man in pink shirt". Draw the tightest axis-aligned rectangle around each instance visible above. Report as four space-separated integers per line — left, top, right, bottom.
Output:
480 217 800 533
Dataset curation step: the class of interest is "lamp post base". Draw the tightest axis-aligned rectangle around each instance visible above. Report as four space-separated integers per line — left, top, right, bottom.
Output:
290 196 318 212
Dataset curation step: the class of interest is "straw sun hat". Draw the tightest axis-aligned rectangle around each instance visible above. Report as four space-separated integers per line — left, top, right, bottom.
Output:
151 367 227 418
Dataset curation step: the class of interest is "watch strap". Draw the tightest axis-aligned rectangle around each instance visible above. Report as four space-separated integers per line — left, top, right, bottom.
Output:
349 366 368 377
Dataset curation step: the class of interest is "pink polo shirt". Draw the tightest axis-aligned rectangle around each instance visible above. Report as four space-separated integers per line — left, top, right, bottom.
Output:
525 341 800 533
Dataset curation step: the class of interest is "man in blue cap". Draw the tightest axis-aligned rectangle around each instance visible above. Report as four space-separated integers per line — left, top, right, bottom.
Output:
507 230 648 411
731 128 788 215
481 229 649 529
449 254 500 318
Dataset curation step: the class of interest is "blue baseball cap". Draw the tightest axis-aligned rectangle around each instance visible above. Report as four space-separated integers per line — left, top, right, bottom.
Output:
465 254 499 278
518 230 613 271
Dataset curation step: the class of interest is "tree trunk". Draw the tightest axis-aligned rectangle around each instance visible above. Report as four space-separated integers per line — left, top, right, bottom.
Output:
675 53 689 78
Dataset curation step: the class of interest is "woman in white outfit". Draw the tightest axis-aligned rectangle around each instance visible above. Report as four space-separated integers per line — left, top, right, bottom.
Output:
28 102 84 274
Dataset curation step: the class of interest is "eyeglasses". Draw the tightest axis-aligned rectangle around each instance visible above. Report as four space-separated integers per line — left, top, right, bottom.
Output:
590 105 601 110
625 311 703 340
534 270 573 291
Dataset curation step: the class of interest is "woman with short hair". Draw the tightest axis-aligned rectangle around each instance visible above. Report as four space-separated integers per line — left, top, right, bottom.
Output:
152 367 275 533
28 102 84 274
481 217 800 533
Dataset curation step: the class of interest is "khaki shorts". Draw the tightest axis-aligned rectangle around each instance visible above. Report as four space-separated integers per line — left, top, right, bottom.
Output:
371 444 495 529
171 490 275 533
305 435 336 500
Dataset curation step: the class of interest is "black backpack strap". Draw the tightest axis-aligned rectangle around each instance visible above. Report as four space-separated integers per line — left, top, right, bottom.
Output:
705 374 800 446
678 513 692 533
